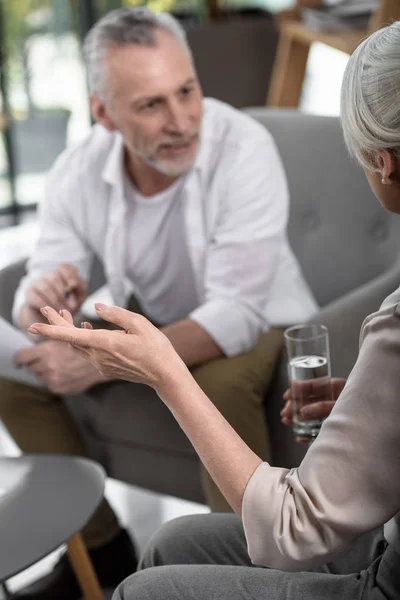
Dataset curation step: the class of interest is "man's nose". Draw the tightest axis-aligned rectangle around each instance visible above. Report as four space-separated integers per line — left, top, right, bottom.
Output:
165 102 190 134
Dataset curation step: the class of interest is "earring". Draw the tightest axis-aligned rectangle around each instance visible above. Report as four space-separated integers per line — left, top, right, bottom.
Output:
382 178 387 184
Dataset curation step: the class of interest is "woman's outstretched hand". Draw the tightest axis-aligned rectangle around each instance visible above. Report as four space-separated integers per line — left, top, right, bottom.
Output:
27 303 186 391
29 303 264 516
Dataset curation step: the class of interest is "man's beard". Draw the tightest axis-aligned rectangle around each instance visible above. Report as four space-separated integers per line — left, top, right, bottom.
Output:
131 135 198 177
145 154 194 177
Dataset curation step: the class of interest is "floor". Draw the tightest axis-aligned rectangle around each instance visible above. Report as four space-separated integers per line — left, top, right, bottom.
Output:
0 41 348 598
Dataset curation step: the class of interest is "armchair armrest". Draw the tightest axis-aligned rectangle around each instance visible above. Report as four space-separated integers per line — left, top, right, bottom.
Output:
0 259 27 324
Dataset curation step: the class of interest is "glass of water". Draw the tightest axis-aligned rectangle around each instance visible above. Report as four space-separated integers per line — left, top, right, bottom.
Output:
284 324 331 441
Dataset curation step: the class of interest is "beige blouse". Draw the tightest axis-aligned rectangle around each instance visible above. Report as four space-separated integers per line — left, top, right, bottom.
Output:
242 287 400 571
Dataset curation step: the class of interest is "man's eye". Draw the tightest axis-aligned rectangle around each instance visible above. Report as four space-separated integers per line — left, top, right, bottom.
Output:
141 100 158 111
180 87 193 97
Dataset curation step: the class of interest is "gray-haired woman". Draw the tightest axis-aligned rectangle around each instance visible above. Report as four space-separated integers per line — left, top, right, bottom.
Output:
29 21 400 600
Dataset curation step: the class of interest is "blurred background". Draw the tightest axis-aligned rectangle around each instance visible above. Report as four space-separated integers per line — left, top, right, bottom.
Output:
0 0 348 229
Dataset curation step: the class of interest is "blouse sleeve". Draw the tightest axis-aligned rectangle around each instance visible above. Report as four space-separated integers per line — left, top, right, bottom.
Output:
242 299 400 571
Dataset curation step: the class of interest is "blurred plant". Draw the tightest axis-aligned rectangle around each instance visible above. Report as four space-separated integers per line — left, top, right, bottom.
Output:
4 0 71 114
96 0 204 19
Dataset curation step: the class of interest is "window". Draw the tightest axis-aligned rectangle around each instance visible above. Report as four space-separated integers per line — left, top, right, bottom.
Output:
0 0 91 216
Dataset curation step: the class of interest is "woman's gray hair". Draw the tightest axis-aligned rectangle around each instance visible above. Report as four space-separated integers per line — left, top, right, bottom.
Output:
340 21 400 172
83 7 192 102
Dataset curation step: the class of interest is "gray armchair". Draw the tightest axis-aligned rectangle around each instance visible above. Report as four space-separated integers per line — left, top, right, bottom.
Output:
1 110 400 504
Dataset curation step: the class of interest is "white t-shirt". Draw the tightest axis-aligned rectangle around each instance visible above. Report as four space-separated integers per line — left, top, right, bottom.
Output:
124 174 199 325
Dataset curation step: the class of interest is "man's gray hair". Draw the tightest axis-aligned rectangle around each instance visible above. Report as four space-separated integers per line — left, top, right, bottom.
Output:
83 7 192 101
340 21 400 172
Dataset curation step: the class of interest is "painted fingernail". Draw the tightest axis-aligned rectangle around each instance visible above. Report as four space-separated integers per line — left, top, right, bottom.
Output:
95 303 107 311
40 307 48 316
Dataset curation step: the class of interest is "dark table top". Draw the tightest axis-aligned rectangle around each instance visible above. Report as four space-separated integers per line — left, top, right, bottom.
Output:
0 454 105 582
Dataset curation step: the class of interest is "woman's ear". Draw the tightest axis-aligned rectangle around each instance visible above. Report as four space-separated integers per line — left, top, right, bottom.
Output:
89 94 116 132
376 149 399 184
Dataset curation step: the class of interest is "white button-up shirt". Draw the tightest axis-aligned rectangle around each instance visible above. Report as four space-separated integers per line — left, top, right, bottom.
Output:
13 98 317 357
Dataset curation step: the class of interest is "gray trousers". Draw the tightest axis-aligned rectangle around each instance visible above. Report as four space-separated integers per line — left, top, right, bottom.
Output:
112 514 400 600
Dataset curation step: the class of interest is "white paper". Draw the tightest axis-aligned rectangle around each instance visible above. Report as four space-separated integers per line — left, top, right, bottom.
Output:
0 316 40 387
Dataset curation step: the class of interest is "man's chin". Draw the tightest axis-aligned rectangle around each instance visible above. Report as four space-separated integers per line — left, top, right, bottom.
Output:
150 157 195 178
151 138 199 177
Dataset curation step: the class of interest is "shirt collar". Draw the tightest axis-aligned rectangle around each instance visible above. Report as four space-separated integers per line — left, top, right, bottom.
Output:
102 130 125 187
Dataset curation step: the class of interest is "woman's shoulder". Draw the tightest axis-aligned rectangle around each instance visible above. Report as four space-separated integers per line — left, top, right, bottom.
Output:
359 286 400 347
379 287 400 312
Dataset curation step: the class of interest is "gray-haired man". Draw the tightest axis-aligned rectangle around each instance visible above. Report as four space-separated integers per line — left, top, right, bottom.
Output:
1 7 317 599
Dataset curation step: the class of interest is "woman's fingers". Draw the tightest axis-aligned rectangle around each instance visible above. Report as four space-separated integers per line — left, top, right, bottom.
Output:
40 306 74 327
300 400 335 420
280 399 293 426
282 397 334 424
331 377 346 400
28 322 104 349
70 322 94 357
94 304 141 331
296 436 312 444
280 399 292 416
59 309 74 325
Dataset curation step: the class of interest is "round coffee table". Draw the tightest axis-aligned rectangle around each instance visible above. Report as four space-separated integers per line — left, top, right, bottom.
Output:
0 454 105 599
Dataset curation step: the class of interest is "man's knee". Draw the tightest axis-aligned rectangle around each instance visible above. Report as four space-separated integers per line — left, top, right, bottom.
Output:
192 368 268 440
193 329 284 398
193 368 256 415
192 360 270 462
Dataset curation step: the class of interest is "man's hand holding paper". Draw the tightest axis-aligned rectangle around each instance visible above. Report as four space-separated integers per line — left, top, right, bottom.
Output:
15 339 107 395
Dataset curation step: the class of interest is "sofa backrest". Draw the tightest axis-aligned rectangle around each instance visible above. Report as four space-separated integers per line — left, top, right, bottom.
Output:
246 108 400 307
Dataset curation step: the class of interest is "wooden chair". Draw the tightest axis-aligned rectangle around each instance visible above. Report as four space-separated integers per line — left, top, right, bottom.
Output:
267 0 400 107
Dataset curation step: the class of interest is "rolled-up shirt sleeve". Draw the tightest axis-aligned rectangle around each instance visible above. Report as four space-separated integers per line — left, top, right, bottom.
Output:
242 300 400 570
189 134 289 357
12 164 94 325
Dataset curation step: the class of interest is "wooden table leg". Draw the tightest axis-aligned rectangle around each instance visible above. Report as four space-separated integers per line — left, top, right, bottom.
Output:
267 30 311 108
67 533 104 600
